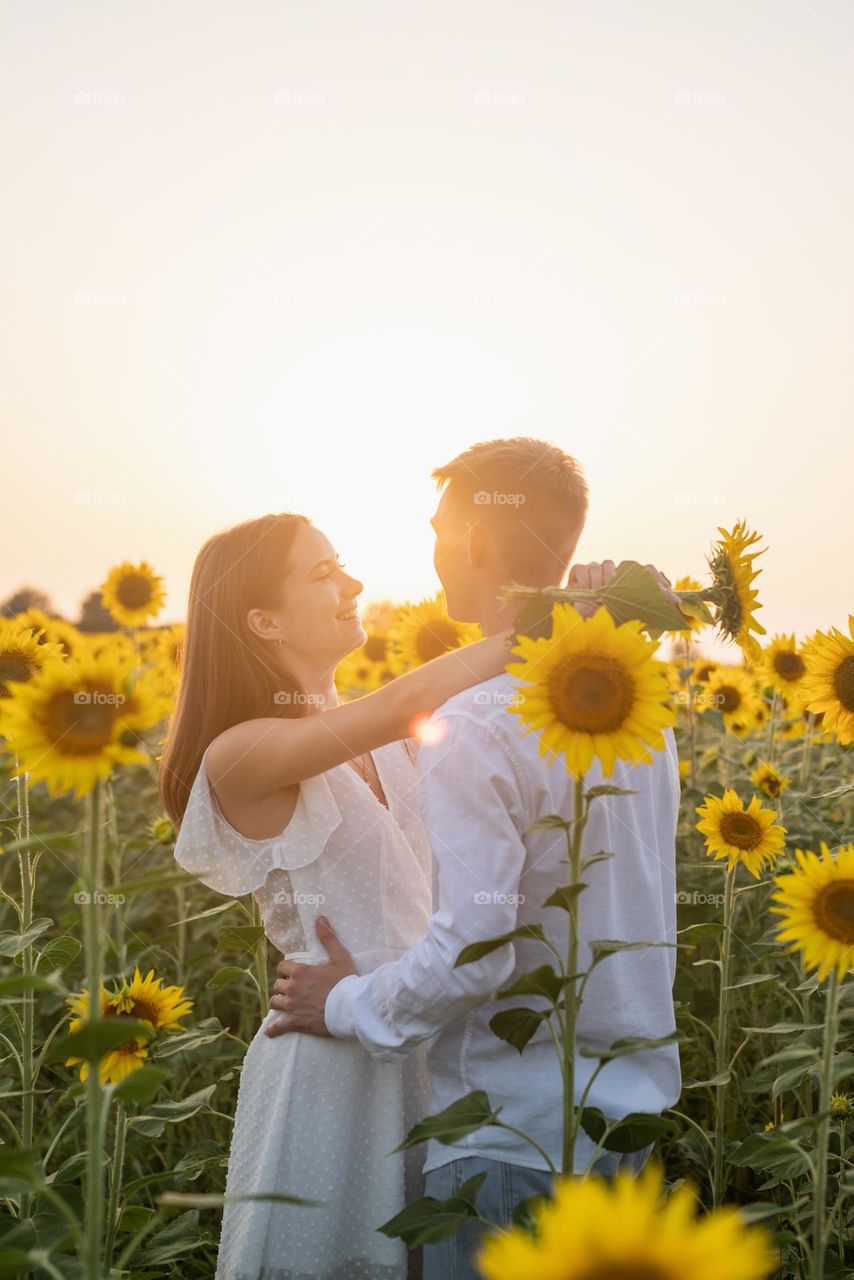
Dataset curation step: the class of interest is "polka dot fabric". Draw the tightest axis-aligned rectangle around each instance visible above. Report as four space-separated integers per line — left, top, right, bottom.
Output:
173 739 432 1279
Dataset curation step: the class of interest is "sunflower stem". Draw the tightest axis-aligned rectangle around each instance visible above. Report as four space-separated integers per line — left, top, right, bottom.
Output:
682 637 697 790
250 896 270 1016
712 865 736 1208
811 969 840 1280
561 777 586 1176
83 781 106 1280
104 1098 127 1266
14 764 35 1232
799 713 815 790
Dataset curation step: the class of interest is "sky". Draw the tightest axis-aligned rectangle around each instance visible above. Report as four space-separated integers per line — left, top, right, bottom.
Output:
2 0 852 653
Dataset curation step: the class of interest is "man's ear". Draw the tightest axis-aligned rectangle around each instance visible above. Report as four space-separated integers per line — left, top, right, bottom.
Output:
465 520 490 569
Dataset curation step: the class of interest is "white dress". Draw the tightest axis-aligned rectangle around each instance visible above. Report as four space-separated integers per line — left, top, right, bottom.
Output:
173 739 433 1280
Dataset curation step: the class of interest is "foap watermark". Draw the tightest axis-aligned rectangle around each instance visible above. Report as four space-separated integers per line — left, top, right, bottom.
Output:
273 890 327 907
675 890 725 907
472 689 524 708
671 689 728 711
473 891 526 906
674 290 726 308
673 490 726 507
273 90 326 108
74 290 126 307
673 90 725 108
73 490 126 506
473 490 526 506
473 90 526 108
73 90 126 107
74 890 126 906
73 691 126 707
273 691 326 707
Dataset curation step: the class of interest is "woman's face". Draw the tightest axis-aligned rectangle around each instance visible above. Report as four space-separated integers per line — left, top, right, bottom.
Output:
248 524 366 673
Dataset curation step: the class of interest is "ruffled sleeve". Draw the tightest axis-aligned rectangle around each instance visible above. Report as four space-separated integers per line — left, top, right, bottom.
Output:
172 749 343 897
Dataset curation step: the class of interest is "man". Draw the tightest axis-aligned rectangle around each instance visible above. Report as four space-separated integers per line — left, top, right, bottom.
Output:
266 437 682 1278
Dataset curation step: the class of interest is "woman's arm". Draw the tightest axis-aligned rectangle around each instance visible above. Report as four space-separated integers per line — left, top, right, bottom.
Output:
205 630 513 799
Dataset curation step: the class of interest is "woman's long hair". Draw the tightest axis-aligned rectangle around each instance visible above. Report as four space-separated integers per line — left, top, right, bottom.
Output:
159 512 311 825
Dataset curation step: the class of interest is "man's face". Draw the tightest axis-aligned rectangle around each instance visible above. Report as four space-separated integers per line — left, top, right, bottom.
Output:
430 487 481 622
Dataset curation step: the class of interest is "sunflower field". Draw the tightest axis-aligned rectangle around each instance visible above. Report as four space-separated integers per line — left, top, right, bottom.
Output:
1 530 853 1279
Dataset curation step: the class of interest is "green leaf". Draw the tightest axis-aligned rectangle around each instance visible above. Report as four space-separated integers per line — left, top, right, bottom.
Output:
169 900 241 927
455 924 547 968
527 815 571 832
489 1007 548 1054
724 974 777 991
677 922 725 942
152 1017 227 1059
128 1085 217 1137
379 1174 488 1247
684 1069 732 1089
0 917 53 957
205 966 249 991
217 924 266 953
158 1190 319 1209
113 1065 169 1106
393 1092 501 1152
728 1131 811 1179
133 1210 205 1266
34 935 80 974
511 597 556 642
0 1146 43 1194
0 972 59 998
0 832 77 854
497 964 564 1003
597 561 688 632
588 939 677 967
584 785 638 800
542 884 588 912
116 870 197 895
579 1108 674 1152
580 852 614 873
579 1030 683 1062
46 1018 153 1065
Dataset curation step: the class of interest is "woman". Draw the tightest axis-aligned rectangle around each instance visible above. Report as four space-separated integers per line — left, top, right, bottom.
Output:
161 512 512 1280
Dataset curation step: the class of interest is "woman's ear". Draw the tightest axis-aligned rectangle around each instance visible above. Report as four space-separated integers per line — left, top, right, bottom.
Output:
246 608 280 642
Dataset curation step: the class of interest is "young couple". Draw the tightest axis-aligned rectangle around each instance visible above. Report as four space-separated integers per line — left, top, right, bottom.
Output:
163 437 682 1280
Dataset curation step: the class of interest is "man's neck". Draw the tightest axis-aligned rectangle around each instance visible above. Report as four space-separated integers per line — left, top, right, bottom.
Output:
477 596 524 637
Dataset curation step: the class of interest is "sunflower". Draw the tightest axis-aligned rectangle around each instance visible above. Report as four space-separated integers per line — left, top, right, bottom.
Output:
111 965 193 1032
707 521 767 662
139 623 185 693
476 1160 774 1280
506 603 675 778
691 657 720 685
699 666 762 735
750 760 791 801
0 647 170 797
64 983 137 1085
0 621 66 698
386 593 481 675
799 616 854 746
760 633 808 704
772 843 854 981
335 632 391 696
696 790 786 879
101 560 166 628
15 609 80 658
671 576 705 634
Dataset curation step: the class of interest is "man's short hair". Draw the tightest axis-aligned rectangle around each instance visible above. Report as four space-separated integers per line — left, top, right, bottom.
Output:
433 437 589 586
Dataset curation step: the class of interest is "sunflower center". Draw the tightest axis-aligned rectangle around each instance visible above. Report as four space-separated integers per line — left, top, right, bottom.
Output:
834 656 854 712
762 775 782 797
814 881 854 945
364 635 387 662
415 620 461 662
715 684 742 714
548 654 635 734
116 573 154 609
130 997 160 1026
46 689 122 753
719 811 763 851
774 651 806 681
0 649 38 685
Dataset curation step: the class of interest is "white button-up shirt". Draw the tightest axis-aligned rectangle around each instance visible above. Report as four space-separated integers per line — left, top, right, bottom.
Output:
324 672 682 1174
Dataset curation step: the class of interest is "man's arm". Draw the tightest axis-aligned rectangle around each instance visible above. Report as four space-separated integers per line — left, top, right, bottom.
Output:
268 713 531 1060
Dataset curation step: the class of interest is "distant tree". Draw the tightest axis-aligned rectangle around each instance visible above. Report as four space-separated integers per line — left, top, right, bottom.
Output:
77 591 119 633
1 587 57 618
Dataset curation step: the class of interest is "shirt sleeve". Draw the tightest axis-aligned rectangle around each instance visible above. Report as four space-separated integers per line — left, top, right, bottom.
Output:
324 711 531 1062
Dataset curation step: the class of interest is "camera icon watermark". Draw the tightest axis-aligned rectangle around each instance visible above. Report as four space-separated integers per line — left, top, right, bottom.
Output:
473 890 526 906
673 90 725 108
675 890 725 907
73 490 126 506
473 490 526 507
673 291 726 308
472 689 524 707
73 90 126 107
273 691 326 706
273 890 327 906
273 90 326 108
74 890 126 906
473 90 526 108
673 490 726 507
473 289 524 308
74 290 127 306
73 691 126 706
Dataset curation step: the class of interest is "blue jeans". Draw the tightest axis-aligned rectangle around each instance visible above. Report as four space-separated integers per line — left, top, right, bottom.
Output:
422 1146 654 1280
